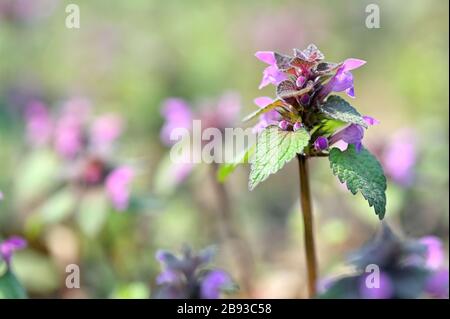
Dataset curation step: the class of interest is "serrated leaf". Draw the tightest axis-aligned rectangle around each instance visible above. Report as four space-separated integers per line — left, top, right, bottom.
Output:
217 145 255 183
329 145 387 219
0 270 27 299
242 100 284 123
320 95 367 128
249 126 310 190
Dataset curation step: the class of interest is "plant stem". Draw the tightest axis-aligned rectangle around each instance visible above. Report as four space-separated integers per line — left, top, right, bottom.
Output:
297 154 318 298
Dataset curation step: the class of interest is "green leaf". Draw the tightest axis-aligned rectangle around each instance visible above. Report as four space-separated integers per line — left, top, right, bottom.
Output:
320 95 367 128
329 145 387 219
310 118 346 139
0 270 27 299
217 145 255 183
242 100 284 122
249 126 310 190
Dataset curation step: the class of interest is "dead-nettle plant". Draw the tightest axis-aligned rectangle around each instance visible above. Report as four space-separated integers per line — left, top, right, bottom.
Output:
220 44 387 298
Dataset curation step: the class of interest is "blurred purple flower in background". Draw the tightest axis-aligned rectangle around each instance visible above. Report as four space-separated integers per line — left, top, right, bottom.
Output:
359 271 393 299
0 236 27 268
420 236 444 270
0 0 58 24
200 92 241 130
321 225 449 299
90 113 123 149
382 129 417 186
426 269 449 298
160 98 193 146
158 93 241 189
201 270 233 299
154 246 235 299
24 100 53 147
105 166 134 212
54 98 91 158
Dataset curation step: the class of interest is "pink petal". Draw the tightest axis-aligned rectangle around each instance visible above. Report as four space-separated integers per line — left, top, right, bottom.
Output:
342 58 366 72
363 116 380 126
255 51 276 65
253 96 272 108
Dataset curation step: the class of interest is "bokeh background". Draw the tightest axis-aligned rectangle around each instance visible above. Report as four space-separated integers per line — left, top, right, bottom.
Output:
0 0 448 298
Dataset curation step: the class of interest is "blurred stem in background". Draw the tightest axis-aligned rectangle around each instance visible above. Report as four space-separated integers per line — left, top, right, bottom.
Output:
297 155 317 298
210 163 254 297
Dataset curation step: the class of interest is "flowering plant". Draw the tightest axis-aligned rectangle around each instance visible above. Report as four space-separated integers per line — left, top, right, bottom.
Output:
222 44 387 297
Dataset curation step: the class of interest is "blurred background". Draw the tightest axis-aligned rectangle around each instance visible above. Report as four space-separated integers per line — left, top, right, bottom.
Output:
0 0 448 298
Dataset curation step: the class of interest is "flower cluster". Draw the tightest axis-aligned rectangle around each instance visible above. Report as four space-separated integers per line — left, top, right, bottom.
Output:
154 246 235 299
251 44 376 154
320 225 448 299
24 98 134 212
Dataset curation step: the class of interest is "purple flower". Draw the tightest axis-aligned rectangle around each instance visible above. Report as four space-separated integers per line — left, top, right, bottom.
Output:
320 58 366 99
420 236 444 270
252 97 281 134
314 136 329 151
382 129 416 186
0 236 27 267
90 113 123 148
54 114 83 158
0 191 3 201
359 271 394 299
24 100 53 146
329 124 365 152
160 98 193 146
329 116 378 152
200 270 232 299
425 269 449 298
255 51 287 89
105 166 134 211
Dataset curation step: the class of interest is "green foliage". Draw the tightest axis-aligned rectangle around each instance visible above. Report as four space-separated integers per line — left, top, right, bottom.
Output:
217 145 255 182
310 118 346 139
320 95 367 128
0 270 27 299
249 126 310 190
329 145 387 219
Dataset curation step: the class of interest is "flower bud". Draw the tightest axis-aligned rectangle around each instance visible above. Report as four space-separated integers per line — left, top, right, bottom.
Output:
293 122 303 131
278 120 290 131
314 136 329 151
